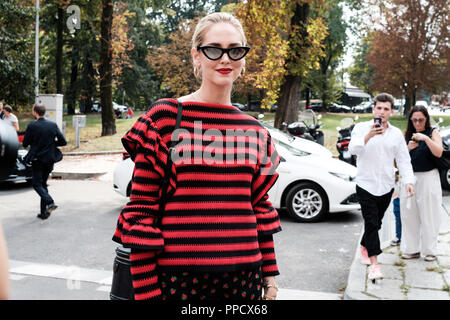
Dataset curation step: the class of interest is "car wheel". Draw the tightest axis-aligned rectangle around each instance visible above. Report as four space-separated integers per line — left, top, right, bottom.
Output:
440 168 450 190
285 182 329 222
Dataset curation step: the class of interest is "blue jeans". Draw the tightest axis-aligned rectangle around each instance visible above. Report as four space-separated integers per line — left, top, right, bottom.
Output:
393 197 401 240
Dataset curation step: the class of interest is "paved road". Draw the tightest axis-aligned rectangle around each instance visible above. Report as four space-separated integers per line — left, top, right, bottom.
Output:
0 178 361 300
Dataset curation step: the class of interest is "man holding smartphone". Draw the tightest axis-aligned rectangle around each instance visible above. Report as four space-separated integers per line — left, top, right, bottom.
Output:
349 93 415 282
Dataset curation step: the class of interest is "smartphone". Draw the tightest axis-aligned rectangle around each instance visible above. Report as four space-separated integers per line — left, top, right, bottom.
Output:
374 117 382 128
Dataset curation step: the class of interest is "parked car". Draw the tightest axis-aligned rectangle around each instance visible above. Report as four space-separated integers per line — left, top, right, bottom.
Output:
231 103 246 111
306 102 324 112
0 149 33 184
113 102 128 113
113 126 359 222
352 101 373 113
246 100 261 112
328 103 352 113
415 100 428 109
91 101 101 112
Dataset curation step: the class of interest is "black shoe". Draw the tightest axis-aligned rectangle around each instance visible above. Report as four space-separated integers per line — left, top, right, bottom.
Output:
37 212 50 220
45 203 58 216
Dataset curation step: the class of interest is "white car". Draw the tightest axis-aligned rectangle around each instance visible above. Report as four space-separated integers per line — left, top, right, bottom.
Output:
113 130 359 222
415 100 428 109
113 102 128 113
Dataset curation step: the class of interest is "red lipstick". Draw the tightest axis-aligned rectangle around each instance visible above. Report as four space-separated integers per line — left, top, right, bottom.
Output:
217 68 232 74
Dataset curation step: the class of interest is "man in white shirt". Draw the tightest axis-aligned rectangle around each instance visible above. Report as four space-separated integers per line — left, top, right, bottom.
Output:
349 92 415 282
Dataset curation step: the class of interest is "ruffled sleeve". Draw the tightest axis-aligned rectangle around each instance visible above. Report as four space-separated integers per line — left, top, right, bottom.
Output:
112 113 176 250
252 131 281 277
252 132 281 236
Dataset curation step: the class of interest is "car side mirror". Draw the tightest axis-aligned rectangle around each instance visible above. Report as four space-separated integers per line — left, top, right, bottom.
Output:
280 156 286 162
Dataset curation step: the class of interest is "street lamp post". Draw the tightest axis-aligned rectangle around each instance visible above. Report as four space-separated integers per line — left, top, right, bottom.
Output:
35 0 40 99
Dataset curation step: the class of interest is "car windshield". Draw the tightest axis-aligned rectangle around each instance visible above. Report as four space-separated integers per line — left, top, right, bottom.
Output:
261 122 295 142
261 122 310 157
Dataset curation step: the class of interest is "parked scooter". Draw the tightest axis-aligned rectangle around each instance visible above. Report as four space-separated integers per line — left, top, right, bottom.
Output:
287 110 325 145
336 116 358 166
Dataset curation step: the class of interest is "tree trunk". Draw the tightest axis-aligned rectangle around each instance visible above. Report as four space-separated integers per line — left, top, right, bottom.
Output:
56 6 64 94
275 75 302 128
100 0 116 136
85 54 95 113
274 3 309 129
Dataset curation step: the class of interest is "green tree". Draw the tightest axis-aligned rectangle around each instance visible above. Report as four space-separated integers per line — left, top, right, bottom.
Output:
304 1 348 109
348 34 374 95
363 0 449 114
235 0 327 128
0 0 35 108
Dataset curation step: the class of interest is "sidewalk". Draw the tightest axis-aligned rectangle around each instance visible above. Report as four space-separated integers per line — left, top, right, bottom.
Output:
344 196 450 300
52 151 123 182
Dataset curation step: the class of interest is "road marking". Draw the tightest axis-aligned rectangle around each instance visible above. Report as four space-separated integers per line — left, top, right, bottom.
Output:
9 260 112 285
10 274 27 281
9 259 342 300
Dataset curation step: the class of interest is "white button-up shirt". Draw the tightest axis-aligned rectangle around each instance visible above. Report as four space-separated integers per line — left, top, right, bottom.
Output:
349 120 415 196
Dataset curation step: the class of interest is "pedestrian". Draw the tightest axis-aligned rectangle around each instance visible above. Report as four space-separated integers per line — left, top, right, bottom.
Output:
112 12 281 301
22 104 67 220
349 92 415 282
2 105 19 131
125 103 133 119
0 101 5 120
390 170 401 246
0 220 9 300
400 105 444 262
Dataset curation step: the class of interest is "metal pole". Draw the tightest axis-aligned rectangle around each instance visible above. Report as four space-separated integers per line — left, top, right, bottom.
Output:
35 0 40 99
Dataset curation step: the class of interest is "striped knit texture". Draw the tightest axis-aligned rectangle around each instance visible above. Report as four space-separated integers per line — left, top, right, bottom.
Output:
113 98 281 300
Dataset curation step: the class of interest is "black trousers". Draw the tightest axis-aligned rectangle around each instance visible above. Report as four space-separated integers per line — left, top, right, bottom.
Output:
356 185 394 257
31 161 54 214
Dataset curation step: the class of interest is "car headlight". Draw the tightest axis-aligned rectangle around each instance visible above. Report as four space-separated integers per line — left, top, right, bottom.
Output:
329 172 355 182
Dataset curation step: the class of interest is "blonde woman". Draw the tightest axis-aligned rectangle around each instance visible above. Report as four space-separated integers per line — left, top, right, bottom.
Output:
113 12 281 301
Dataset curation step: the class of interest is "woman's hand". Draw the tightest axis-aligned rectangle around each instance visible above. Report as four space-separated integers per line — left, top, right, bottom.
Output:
262 276 278 300
408 140 419 151
411 132 428 142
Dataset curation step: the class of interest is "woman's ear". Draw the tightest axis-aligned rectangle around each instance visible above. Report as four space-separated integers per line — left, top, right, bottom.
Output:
191 47 200 66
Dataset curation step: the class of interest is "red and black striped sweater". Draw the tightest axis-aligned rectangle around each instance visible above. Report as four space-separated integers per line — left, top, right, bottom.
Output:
113 98 281 300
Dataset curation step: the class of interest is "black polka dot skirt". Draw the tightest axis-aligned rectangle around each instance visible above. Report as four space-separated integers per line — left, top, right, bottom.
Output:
158 269 263 301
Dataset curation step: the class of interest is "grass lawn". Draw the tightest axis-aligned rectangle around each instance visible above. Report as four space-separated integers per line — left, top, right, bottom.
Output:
16 110 450 155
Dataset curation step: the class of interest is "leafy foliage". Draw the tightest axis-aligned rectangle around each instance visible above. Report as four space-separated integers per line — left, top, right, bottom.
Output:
0 0 35 108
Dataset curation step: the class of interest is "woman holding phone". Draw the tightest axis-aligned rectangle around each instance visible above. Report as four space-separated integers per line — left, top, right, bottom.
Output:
401 105 443 262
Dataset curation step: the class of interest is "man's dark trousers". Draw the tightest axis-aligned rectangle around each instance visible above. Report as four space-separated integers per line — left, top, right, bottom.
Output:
356 185 394 257
32 160 54 215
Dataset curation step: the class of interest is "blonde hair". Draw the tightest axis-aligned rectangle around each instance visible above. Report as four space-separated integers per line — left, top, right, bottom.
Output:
192 12 247 79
